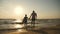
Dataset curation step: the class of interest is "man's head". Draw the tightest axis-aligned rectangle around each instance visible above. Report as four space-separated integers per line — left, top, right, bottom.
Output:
33 10 35 13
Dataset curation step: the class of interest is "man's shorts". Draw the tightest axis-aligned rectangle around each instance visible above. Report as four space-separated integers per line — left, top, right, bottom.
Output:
32 18 35 21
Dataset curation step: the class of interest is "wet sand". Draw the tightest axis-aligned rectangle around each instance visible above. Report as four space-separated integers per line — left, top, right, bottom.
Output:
0 29 40 34
31 24 60 34
0 24 60 34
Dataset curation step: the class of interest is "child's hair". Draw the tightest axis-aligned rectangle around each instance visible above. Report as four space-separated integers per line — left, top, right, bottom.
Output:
25 14 27 17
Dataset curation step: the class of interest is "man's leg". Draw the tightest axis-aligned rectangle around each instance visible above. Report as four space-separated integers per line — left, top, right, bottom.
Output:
31 19 32 26
33 21 35 27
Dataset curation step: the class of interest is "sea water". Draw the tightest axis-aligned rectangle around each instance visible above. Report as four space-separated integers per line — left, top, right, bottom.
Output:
0 19 60 29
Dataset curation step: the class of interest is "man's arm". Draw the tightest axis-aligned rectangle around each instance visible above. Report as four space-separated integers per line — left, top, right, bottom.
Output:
29 14 32 19
35 13 37 19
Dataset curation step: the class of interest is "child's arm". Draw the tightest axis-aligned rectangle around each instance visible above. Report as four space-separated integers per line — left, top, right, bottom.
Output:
22 17 25 23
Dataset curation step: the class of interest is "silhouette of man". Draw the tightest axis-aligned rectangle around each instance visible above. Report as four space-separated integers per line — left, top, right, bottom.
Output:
29 10 37 27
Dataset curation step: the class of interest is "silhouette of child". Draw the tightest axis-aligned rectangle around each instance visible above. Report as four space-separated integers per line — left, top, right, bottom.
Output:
22 14 28 27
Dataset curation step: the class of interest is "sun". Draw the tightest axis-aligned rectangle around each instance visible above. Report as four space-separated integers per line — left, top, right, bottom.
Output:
14 6 24 15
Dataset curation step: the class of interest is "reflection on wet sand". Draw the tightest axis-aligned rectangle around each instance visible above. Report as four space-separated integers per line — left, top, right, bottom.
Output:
0 24 60 34
0 29 39 34
17 29 28 32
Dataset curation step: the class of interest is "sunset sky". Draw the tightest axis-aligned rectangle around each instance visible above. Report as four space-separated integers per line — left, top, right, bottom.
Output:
0 0 60 19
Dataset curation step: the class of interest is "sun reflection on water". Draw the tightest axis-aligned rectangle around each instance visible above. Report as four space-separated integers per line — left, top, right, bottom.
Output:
13 19 27 32
13 19 22 22
17 29 27 32
13 19 24 28
14 24 24 28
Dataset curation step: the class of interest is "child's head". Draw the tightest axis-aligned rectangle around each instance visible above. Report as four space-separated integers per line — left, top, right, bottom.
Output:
25 14 27 17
